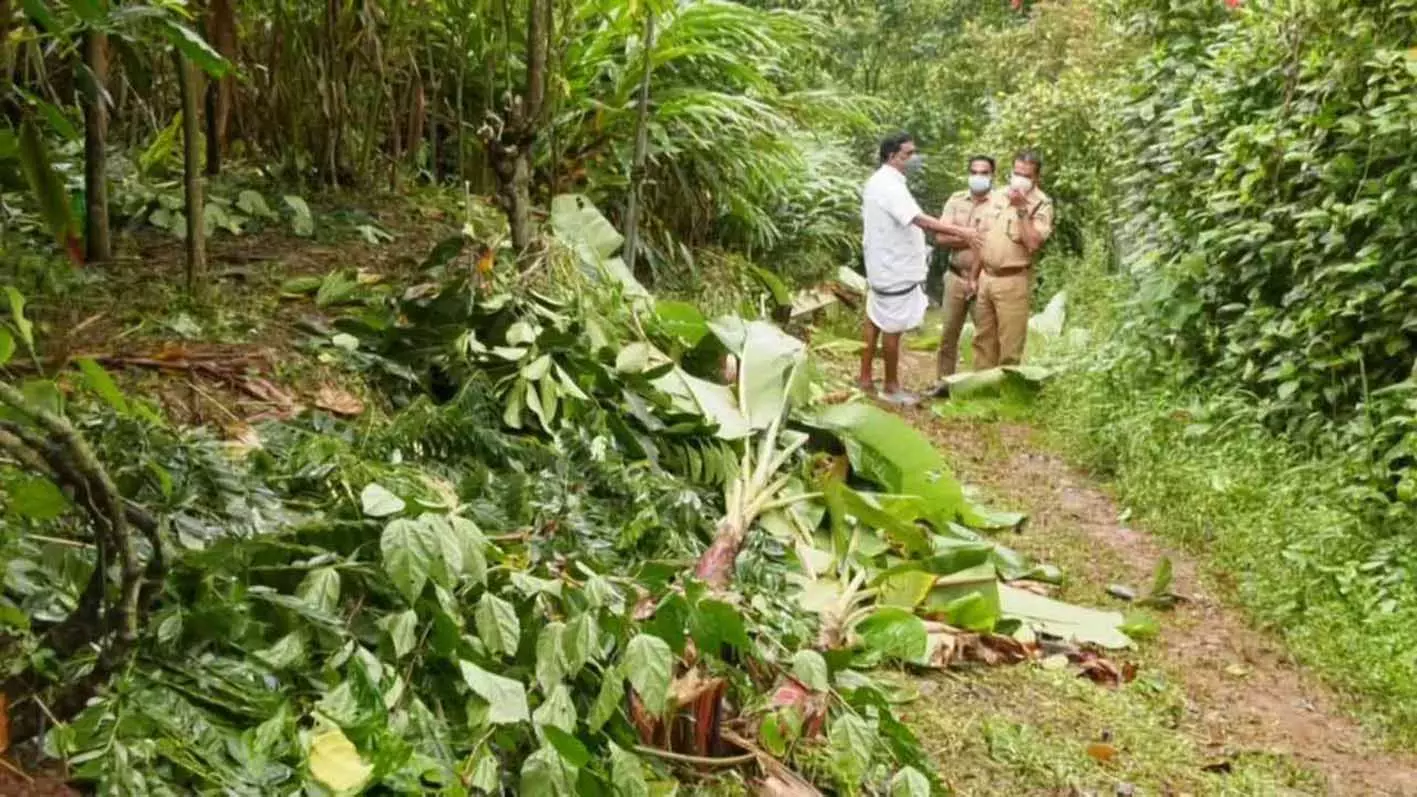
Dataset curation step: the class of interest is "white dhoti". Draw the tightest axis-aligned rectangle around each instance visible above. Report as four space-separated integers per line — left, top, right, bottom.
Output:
866 283 927 334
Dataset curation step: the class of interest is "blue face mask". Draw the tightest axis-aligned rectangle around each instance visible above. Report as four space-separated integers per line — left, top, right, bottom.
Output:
904 154 925 175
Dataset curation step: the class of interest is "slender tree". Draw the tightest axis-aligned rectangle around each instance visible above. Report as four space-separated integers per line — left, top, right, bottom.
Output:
486 0 551 255
204 0 237 176
621 8 656 279
81 26 111 262
173 52 207 300
0 0 12 85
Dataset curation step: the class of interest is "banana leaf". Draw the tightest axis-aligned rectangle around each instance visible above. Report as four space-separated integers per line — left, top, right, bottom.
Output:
940 366 1052 401
807 402 966 529
709 317 807 429
997 583 1132 649
549 194 650 303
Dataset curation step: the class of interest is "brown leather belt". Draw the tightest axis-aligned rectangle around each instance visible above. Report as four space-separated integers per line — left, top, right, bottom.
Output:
985 266 1029 278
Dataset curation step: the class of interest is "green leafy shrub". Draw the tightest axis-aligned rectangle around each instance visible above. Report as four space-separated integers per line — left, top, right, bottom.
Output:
1113 0 1417 497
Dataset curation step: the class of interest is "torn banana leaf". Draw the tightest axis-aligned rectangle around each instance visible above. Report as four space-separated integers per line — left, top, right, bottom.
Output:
709 317 808 429
807 403 966 529
998 583 1132 649
940 366 1053 401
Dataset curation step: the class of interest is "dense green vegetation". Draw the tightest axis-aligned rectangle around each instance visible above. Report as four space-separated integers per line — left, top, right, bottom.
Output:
1017 0 1417 745
4 0 1417 792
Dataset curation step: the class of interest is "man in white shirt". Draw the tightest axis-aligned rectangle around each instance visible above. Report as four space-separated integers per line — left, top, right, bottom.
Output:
858 133 980 404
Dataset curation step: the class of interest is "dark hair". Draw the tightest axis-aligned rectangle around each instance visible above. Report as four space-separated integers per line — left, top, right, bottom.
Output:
879 132 914 164
968 155 996 172
1014 149 1043 172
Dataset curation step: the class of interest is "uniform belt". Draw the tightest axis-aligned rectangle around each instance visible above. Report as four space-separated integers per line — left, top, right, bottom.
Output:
868 281 923 297
985 266 1029 278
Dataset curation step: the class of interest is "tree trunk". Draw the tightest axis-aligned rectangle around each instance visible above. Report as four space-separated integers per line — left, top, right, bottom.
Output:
507 150 532 251
407 70 426 180
456 55 466 182
174 53 207 301
82 29 110 263
388 86 401 192
0 0 13 86
204 0 236 176
490 0 551 256
524 0 549 124
621 10 655 280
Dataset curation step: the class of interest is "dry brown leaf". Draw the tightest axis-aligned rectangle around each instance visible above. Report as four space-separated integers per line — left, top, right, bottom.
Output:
670 670 720 707
971 633 1034 665
1073 651 1137 687
923 631 964 668
1010 579 1055 597
1086 742 1119 763
241 377 295 405
315 385 365 417
632 590 656 621
155 342 190 361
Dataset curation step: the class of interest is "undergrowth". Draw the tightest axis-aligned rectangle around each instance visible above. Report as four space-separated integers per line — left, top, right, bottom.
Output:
1036 253 1417 749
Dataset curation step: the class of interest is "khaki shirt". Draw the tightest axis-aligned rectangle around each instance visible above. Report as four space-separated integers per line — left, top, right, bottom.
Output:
940 189 995 273
979 187 1054 273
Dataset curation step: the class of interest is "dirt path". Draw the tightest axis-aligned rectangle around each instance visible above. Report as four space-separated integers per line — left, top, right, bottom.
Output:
873 349 1417 795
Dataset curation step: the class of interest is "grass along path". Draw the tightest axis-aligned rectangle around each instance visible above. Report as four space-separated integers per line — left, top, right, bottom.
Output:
831 346 1417 795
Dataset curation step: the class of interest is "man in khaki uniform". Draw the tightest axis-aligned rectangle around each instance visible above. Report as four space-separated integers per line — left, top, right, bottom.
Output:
971 150 1054 369
934 155 996 378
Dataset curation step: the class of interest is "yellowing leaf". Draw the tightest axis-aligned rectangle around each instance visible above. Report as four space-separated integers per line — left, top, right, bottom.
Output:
1086 741 1118 763
308 727 372 793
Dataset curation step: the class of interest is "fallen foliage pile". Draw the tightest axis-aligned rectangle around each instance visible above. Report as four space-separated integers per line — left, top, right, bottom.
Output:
0 198 1137 795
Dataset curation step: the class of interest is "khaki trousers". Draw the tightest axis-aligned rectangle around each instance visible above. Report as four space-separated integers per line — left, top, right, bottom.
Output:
935 271 973 378
972 271 1030 369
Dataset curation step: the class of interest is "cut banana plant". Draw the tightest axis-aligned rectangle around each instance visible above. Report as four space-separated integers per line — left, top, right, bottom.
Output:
693 319 818 588
792 564 878 649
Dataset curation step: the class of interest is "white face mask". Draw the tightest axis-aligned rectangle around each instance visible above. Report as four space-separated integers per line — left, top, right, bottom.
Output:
1010 174 1034 194
968 174 993 194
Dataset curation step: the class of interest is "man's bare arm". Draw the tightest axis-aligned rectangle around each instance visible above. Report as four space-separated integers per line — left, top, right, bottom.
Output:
913 215 975 241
